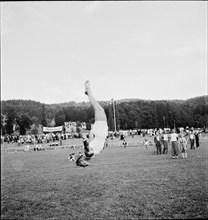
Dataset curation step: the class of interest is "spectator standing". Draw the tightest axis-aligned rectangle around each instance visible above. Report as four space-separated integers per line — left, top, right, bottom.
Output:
120 133 124 140
189 131 195 149
154 132 162 154
162 130 169 154
104 138 109 149
179 133 188 159
144 138 149 150
170 129 179 159
123 139 127 148
194 131 200 150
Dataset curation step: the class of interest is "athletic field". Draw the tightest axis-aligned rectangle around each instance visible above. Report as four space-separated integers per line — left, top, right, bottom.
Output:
1 135 208 219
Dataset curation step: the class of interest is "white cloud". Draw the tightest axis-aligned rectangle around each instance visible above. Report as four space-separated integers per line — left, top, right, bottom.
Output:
129 32 158 47
166 45 204 57
1 27 13 35
166 46 194 57
83 1 102 15
41 82 63 96
23 4 50 25
42 97 58 104
1 7 16 36
74 90 86 102
40 84 63 104
1 3 51 33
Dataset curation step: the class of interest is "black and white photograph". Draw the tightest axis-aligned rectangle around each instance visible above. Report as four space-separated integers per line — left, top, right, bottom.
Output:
1 1 207 219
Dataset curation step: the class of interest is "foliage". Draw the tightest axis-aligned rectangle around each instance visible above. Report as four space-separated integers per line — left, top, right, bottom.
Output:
55 110 66 126
31 116 39 126
30 126 39 135
15 113 32 135
1 96 207 134
4 108 16 135
41 104 47 127
29 123 41 135
1 114 6 135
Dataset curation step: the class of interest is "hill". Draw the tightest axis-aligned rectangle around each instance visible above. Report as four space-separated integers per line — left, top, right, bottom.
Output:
1 95 207 135
1 95 207 112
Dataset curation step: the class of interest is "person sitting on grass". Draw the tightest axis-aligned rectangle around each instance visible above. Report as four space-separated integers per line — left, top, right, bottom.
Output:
72 80 108 167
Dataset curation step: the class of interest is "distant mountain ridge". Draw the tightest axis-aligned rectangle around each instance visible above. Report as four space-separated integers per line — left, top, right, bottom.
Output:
1 95 207 109
1 95 207 134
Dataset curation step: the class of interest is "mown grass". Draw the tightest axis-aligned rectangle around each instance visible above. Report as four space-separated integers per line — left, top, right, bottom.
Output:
1 135 208 219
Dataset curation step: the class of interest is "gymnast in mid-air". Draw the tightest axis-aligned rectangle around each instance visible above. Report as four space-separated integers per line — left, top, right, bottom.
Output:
69 80 108 167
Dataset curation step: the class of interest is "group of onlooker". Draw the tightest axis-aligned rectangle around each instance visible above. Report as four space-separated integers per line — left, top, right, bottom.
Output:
1 126 203 159
1 132 81 146
153 128 201 159
1 134 61 145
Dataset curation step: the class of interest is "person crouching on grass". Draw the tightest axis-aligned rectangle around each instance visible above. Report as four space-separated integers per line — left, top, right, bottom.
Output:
74 80 108 167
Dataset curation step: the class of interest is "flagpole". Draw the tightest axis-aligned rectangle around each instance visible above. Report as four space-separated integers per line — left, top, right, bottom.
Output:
163 116 165 129
112 98 117 132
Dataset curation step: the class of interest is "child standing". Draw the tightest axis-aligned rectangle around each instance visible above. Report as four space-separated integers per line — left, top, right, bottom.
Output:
179 133 188 159
144 138 149 150
123 139 127 148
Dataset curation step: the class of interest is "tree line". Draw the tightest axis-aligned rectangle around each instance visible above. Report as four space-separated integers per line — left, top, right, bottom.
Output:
1 96 207 135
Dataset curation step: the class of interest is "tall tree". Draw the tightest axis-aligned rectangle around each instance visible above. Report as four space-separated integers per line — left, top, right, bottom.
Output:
16 113 32 135
5 108 16 134
41 104 47 126
115 101 120 131
1 114 6 135
107 102 114 131
31 116 39 126
55 110 66 126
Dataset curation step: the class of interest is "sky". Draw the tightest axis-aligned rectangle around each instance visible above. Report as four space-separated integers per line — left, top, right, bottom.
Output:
1 1 207 104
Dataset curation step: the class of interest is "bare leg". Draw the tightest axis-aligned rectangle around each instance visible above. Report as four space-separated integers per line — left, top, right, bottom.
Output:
85 80 107 122
82 81 107 158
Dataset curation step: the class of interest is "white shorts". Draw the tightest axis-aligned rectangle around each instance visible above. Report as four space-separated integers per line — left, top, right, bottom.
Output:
89 121 108 155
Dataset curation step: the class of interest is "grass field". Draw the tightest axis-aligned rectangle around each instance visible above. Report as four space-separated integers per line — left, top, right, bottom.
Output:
1 135 208 219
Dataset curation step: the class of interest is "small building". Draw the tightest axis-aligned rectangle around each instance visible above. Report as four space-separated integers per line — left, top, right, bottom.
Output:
64 122 77 133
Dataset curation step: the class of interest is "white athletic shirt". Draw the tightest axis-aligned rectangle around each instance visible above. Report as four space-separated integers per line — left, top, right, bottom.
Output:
163 134 169 141
190 134 194 139
170 133 178 142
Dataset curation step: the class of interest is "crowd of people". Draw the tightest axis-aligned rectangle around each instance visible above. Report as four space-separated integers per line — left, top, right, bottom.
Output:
150 127 201 159
1 126 203 159
1 133 69 145
107 126 203 160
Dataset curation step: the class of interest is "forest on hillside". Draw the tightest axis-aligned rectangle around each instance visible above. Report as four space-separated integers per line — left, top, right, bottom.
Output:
1 96 208 135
